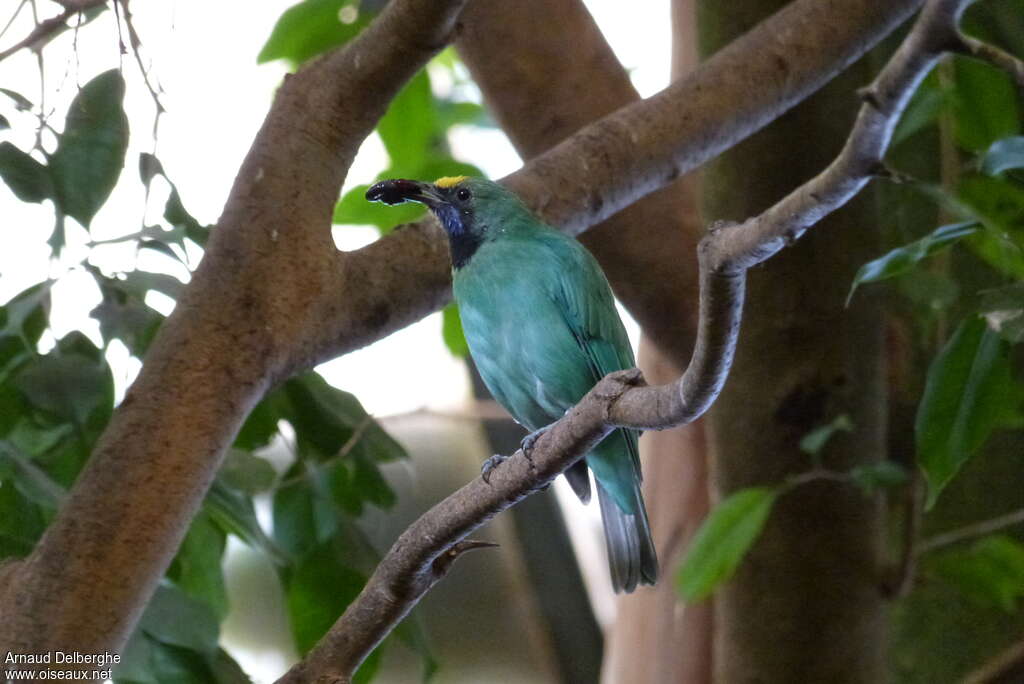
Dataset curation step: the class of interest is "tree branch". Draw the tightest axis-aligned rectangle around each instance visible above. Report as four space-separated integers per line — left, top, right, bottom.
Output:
311 0 925 365
956 31 1024 92
0 0 104 63
281 0 971 680
916 507 1024 555
455 0 702 366
0 0 468 663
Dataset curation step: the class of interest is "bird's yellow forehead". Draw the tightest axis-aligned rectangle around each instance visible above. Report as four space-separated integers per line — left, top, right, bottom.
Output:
434 175 468 189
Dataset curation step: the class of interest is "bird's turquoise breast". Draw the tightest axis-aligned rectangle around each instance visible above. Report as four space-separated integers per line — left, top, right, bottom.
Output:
453 235 596 430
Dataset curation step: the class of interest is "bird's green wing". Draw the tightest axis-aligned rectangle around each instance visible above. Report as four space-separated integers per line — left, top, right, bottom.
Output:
545 233 643 510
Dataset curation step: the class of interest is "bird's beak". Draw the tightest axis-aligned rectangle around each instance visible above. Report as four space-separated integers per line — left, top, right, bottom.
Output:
365 179 444 209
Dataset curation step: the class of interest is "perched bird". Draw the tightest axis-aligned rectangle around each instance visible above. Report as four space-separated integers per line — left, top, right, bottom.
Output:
366 175 657 593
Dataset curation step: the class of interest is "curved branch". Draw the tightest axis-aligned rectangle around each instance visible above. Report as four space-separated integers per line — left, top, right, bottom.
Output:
312 0 925 364
281 0 969 680
455 0 703 366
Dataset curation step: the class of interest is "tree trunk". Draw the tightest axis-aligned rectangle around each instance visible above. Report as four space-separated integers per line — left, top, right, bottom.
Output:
601 1 714 682
698 0 888 681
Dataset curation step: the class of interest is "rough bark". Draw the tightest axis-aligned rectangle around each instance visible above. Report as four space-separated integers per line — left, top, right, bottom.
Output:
602 1 714 680
279 2 969 679
0 0 469 660
699 0 888 680
456 0 700 364
0 0 928 670
309 0 924 366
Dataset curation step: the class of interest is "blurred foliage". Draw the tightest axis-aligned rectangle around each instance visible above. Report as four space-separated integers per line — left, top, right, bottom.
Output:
678 4 1024 680
0 0 492 679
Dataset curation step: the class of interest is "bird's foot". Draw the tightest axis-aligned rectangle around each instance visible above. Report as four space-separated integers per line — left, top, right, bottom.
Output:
520 423 554 465
481 453 509 484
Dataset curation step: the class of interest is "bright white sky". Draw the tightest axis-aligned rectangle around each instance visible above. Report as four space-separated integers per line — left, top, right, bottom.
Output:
0 0 671 676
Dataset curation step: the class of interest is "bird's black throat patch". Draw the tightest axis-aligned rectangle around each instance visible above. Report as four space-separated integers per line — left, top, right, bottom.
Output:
434 204 482 269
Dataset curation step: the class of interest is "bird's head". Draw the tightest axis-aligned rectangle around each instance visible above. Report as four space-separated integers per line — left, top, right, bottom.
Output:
366 175 529 268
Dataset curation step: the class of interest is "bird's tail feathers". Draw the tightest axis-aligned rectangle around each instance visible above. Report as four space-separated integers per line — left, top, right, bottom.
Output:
596 479 658 593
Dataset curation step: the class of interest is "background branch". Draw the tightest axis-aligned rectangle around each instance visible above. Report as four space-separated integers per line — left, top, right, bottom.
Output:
0 0 106 63
281 0 971 680
0 0 468 661
311 0 924 366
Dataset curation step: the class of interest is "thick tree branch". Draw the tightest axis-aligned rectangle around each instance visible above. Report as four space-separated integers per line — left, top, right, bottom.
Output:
0 0 467 663
312 0 925 365
282 0 971 680
455 0 702 366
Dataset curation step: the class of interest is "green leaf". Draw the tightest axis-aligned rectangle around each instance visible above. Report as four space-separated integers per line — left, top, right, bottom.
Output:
234 395 282 451
979 282 1024 343
980 136 1024 176
0 440 66 509
847 222 979 305
206 480 287 565
0 281 52 354
284 541 368 654
441 303 468 358
258 0 370 66
280 373 406 464
932 535 1024 612
273 472 337 559
0 466 48 556
917 317 1016 509
139 583 220 653
892 71 947 146
848 461 909 494
952 56 1020 152
167 512 229 619
218 450 276 494
138 151 164 188
379 71 436 173
0 88 32 111
677 487 779 600
798 414 853 455
13 336 113 440
0 142 53 202
956 175 1024 278
436 100 490 131
49 70 129 228
90 277 165 357
350 450 396 509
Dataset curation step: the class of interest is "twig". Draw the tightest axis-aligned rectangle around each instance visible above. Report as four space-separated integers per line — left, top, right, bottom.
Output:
917 508 1024 555
0 0 29 44
273 415 373 491
957 32 1024 94
277 1 973 681
886 471 922 597
117 0 165 126
963 637 1024 684
0 0 104 63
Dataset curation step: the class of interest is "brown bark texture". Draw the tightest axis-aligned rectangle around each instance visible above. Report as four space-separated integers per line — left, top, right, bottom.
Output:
456 0 701 365
602 0 714 681
699 0 887 681
0 0 930 674
0 0 470 660
281 0 969 679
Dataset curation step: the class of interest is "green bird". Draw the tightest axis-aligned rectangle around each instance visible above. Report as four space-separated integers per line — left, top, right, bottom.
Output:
366 175 658 592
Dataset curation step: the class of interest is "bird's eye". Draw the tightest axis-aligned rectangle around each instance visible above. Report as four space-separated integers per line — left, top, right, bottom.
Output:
456 188 471 202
